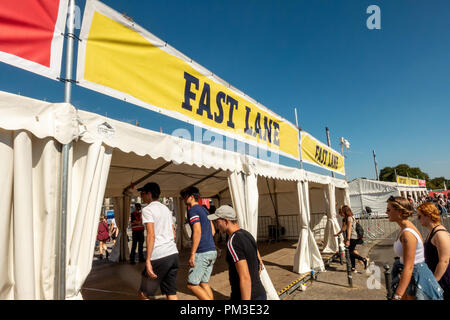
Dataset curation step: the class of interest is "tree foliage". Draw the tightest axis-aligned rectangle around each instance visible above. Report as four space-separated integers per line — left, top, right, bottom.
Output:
379 164 429 182
379 164 449 190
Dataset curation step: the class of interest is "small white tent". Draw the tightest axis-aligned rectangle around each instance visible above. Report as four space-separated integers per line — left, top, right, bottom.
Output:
349 178 427 218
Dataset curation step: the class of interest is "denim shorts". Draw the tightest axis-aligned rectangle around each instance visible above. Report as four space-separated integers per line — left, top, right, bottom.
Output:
188 250 217 285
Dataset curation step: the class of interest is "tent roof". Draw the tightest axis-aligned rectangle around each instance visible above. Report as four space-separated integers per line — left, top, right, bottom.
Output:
0 90 348 197
349 178 426 195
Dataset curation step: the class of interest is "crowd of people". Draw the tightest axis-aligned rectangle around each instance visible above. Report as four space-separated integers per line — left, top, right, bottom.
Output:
415 193 450 215
387 196 449 300
97 183 266 301
95 187 449 301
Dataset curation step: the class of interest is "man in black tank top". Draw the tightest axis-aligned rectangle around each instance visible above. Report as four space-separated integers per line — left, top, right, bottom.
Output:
208 205 266 300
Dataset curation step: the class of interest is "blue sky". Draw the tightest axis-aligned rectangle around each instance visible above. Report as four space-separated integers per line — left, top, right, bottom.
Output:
1 0 449 181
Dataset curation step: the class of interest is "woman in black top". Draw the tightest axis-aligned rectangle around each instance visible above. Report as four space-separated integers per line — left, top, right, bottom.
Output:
335 205 369 272
417 202 450 300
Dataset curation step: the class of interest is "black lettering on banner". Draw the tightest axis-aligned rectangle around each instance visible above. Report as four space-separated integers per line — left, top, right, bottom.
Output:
263 116 272 143
196 82 213 120
254 112 261 138
323 149 328 165
244 106 253 135
214 91 225 124
226 95 238 128
181 72 199 111
273 121 280 146
315 145 320 160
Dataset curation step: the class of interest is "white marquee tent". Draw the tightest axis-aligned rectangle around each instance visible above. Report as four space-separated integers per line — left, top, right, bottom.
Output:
0 90 349 300
349 178 428 217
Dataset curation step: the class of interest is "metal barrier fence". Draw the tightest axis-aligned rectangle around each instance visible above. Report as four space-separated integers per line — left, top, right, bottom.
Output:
257 214 301 241
358 213 450 242
256 212 450 244
257 216 272 241
310 213 328 248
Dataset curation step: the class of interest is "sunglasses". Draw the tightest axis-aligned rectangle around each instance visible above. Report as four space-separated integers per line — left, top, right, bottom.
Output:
388 196 401 205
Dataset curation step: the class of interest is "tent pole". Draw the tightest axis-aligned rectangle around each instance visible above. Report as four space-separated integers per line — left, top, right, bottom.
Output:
294 107 303 169
182 169 222 190
58 0 76 300
122 161 173 194
326 127 335 178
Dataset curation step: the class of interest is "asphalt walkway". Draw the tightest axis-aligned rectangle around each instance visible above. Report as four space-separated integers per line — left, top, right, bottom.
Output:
285 239 395 300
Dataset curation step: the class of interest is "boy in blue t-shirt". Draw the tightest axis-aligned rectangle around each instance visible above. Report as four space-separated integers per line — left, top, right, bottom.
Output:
180 186 217 300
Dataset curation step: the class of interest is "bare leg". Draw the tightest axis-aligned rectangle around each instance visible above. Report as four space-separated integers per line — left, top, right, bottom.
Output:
187 284 213 300
200 283 214 300
166 294 178 300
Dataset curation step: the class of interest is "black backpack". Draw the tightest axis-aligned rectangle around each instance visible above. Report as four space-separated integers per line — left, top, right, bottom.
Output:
355 220 364 239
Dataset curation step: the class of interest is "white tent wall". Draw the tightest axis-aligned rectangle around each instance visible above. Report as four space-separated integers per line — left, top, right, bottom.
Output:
228 171 279 300
349 179 426 218
0 92 113 300
293 181 325 273
0 130 61 299
322 183 341 253
257 177 302 241
66 141 112 299
308 183 328 247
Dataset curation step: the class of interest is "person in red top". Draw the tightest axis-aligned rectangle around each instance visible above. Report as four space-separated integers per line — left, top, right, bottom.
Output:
97 215 110 260
130 203 145 264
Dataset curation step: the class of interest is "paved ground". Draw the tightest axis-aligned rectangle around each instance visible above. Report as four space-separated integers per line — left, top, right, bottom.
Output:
83 236 312 300
285 239 394 300
83 227 398 300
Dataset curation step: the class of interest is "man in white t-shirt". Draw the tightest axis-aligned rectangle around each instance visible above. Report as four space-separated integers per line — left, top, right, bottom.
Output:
137 182 179 300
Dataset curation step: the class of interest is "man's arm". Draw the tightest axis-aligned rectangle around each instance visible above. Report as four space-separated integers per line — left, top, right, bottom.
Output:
210 221 216 237
145 222 157 279
189 223 201 267
256 249 264 274
235 260 252 300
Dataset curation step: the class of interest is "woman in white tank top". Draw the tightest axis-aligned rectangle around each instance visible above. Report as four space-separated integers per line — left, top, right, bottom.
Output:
387 196 443 300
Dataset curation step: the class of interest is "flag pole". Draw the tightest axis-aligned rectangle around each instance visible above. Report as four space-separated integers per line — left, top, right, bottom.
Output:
58 0 76 300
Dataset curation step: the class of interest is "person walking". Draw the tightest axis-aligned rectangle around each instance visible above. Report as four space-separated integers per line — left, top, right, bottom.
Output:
335 205 369 272
137 182 179 300
180 186 217 300
417 202 450 300
130 203 145 264
97 215 110 260
109 216 119 245
208 205 266 300
387 196 443 300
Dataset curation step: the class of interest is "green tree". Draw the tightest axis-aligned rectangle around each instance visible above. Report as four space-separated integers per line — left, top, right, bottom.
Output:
428 177 450 190
379 164 429 182
379 164 449 190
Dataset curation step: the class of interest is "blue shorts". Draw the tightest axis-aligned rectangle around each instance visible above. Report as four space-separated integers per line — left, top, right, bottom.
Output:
188 250 217 285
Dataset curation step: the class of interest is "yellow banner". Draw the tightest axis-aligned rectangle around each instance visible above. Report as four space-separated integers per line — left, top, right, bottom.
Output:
300 132 345 175
76 1 299 160
397 176 420 186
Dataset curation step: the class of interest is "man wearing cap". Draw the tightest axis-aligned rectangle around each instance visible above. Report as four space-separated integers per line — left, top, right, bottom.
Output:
180 186 217 300
138 182 179 300
208 205 266 300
